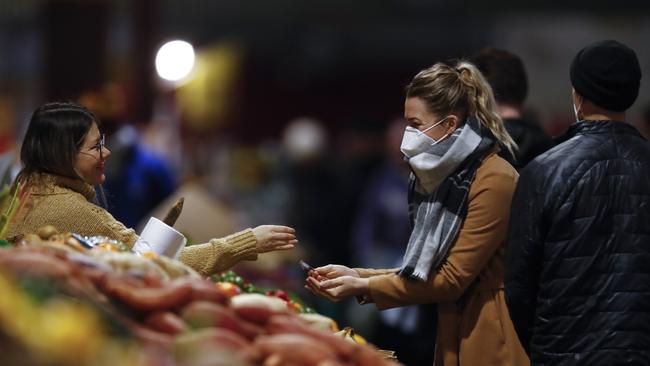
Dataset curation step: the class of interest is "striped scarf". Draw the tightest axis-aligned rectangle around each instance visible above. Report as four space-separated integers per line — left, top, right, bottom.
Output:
399 117 495 281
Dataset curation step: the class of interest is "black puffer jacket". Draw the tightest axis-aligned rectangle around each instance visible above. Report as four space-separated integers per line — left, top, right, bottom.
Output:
505 120 650 365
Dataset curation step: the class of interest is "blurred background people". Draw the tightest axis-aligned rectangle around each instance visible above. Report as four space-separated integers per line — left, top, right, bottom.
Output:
0 145 20 188
506 40 650 365
473 47 553 170
0 97 29 188
280 117 342 266
103 123 177 229
350 118 410 276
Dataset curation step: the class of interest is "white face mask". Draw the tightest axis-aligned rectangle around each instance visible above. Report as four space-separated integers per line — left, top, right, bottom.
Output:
573 95 583 122
400 116 451 159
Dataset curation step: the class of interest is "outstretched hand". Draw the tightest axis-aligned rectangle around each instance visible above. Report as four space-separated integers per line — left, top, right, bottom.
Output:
310 264 359 280
306 275 369 302
304 264 368 302
252 225 297 253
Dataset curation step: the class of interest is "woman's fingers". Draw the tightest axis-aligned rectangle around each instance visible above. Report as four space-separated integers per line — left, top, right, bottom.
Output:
312 264 356 279
307 270 325 281
314 265 335 276
273 244 295 251
272 233 296 241
319 278 342 290
306 276 322 289
324 271 341 279
305 277 339 302
253 225 298 247
271 239 297 247
256 227 299 252
271 225 295 234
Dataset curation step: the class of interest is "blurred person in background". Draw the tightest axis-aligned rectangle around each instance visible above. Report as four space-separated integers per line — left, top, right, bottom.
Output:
349 117 436 366
282 116 384 269
0 97 26 188
0 142 21 188
282 117 341 265
6 102 298 276
103 123 177 230
336 118 386 262
351 118 411 279
506 40 650 365
307 61 528 365
473 47 553 170
280 117 349 319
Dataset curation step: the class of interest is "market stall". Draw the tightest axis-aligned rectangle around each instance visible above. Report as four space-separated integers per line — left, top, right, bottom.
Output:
0 227 399 366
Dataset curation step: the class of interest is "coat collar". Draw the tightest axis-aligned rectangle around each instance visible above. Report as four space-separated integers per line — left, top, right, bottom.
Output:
27 173 96 201
556 120 643 145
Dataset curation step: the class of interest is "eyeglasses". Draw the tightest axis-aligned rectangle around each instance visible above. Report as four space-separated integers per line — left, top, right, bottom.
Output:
93 134 105 152
80 133 106 160
95 134 105 160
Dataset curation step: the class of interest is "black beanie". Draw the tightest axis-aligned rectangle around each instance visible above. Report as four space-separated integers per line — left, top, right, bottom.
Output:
570 40 641 112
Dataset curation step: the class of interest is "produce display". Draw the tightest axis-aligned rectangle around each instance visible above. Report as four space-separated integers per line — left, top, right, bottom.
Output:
0 227 401 366
210 270 316 315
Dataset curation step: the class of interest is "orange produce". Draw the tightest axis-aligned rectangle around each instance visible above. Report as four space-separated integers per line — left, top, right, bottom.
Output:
214 281 241 297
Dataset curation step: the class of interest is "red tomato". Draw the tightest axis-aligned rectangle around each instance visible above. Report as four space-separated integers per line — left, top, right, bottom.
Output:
276 290 290 301
266 289 289 302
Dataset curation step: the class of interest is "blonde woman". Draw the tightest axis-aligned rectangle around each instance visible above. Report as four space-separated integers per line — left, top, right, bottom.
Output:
307 61 528 365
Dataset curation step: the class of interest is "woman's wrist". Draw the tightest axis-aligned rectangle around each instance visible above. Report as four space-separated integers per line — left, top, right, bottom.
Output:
357 277 370 295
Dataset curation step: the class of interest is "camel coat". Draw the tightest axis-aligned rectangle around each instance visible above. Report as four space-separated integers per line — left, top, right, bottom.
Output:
356 152 529 366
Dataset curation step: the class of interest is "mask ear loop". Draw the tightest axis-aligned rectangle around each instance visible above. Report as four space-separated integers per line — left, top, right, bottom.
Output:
429 132 450 146
423 115 452 146
418 115 451 136
573 94 583 121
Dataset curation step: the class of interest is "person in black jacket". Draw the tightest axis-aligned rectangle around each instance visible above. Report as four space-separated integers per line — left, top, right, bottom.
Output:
473 47 553 170
505 40 650 365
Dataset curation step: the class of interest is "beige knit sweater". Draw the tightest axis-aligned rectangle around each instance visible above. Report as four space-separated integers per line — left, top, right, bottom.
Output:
6 173 258 276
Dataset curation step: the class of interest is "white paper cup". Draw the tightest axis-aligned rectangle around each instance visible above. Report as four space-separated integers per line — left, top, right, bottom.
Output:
133 217 187 259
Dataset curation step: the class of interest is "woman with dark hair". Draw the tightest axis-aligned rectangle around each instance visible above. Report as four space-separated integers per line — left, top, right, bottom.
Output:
6 102 297 276
307 61 528 365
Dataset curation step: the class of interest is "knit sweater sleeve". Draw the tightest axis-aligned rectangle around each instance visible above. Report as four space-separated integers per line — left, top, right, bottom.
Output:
178 229 258 276
65 195 259 276
14 178 260 278
88 206 259 276
90 204 259 276
88 202 258 276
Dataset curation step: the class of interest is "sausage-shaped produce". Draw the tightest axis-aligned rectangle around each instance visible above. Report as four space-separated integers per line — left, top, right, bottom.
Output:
254 334 339 365
266 315 357 359
174 327 251 352
189 280 228 304
0 250 72 279
100 277 193 312
145 311 188 335
181 301 264 340
229 293 288 324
